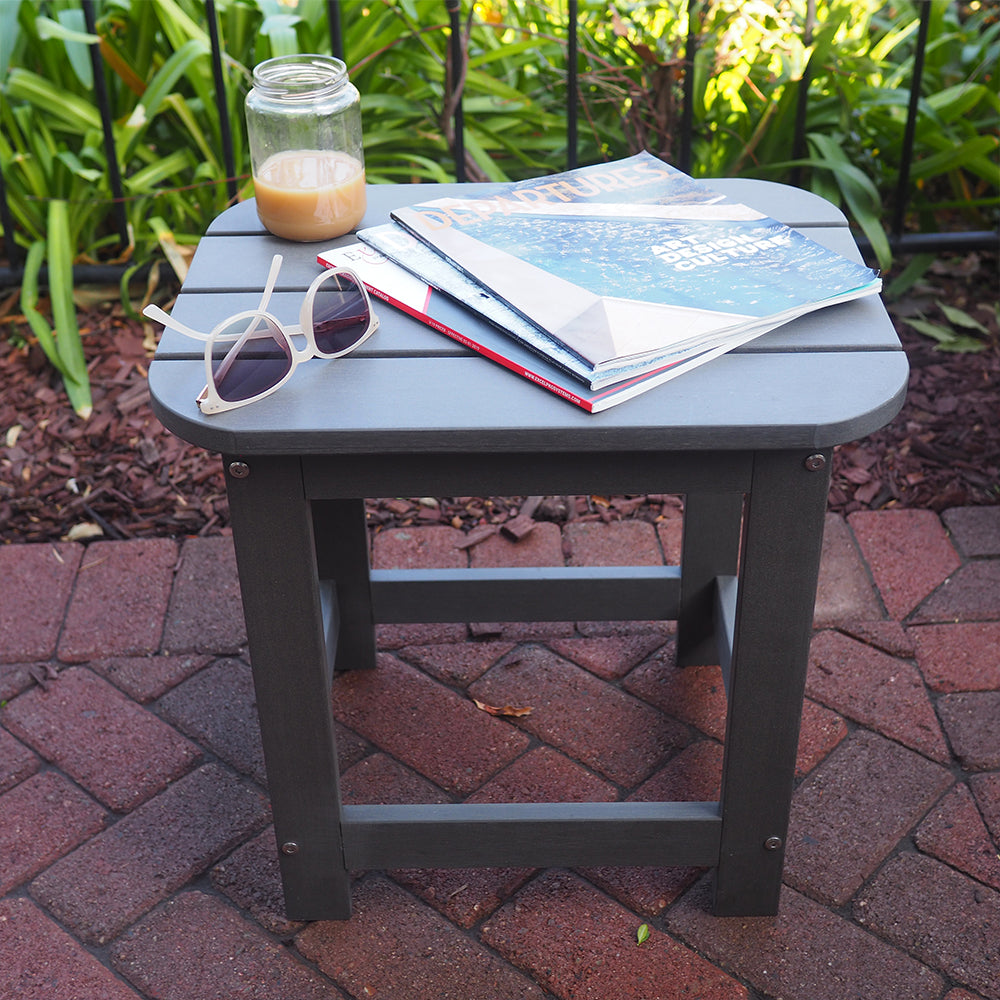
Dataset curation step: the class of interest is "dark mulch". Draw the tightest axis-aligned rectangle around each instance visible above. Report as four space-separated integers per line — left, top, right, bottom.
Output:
1 252 996 545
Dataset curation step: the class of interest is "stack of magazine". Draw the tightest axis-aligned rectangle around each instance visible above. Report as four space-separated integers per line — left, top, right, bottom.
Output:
318 152 881 412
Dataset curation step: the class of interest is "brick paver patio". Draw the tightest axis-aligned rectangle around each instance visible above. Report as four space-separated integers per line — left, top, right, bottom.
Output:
1 505 998 1000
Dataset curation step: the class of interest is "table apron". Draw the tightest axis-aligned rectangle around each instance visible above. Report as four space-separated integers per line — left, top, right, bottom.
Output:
300 449 754 499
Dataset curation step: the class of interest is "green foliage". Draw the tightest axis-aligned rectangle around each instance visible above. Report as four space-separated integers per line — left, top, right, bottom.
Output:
1 0 997 413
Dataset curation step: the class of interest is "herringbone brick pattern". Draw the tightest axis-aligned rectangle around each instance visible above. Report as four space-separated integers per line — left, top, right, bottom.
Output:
1 506 998 1000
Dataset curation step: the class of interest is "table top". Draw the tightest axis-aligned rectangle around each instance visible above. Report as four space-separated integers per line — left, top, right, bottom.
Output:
148 179 908 456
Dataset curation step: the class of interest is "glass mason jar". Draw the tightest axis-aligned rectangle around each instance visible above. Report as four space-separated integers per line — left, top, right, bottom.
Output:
245 54 366 242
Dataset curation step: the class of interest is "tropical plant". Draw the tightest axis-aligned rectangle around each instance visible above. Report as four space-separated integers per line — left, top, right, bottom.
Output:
1 0 996 415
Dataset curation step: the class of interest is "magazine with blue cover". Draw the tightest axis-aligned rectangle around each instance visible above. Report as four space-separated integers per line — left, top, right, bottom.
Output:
353 221 770 390
389 152 882 370
317 240 759 412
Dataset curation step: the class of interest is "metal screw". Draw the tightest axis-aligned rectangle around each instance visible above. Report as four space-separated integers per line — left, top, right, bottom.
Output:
763 836 783 851
280 841 300 856
228 461 250 479
804 453 827 472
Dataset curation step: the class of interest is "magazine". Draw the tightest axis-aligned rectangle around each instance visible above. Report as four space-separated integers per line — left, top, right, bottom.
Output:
317 241 755 413
388 152 882 370
352 222 761 390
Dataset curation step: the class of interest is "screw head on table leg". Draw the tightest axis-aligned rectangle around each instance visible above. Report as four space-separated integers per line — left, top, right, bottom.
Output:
763 836 783 851
228 461 251 479
804 453 827 472
280 841 300 856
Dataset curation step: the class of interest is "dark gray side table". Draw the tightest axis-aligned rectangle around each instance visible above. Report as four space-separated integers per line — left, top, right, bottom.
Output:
148 181 907 919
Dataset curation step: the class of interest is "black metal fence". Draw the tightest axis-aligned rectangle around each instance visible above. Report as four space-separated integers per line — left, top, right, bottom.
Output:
0 0 997 288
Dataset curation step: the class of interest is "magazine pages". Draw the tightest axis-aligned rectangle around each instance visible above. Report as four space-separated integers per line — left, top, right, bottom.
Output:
388 152 882 370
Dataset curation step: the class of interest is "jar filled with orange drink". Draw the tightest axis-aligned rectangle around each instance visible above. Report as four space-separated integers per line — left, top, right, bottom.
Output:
245 55 366 242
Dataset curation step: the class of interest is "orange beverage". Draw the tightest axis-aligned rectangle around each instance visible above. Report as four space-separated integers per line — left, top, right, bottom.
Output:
254 150 367 242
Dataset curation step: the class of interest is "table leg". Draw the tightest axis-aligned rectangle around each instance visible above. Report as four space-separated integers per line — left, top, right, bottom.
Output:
676 492 743 667
312 498 377 671
224 455 352 919
711 449 831 916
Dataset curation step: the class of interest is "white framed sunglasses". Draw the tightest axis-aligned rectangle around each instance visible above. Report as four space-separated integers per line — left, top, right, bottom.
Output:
143 254 379 413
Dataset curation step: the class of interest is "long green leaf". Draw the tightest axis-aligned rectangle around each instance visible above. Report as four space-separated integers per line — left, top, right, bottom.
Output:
19 240 63 372
46 200 93 418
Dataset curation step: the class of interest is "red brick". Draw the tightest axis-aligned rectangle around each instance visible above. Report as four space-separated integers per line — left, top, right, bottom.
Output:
813 512 882 626
806 630 949 762
113 891 344 999
915 783 1000 890
212 827 303 937
0 897 141 1000
854 853 1000 1000
564 519 664 566
838 620 916 658
89 652 211 703
795 698 849 777
340 751 448 805
57 538 178 662
469 520 564 566
942 505 1000 557
472 745 618 805
375 620 468 648
784 730 953 906
669 878 943 1000
937 691 1000 770
162 535 246 654
0 771 106 893
910 560 1000 624
482 869 748 1000
0 660 58 702
848 509 960 620
911 622 1000 692
30 763 269 944
549 632 668 680
970 772 1000 844
297 875 547 999
0 723 39 793
394 747 615 929
331 653 529 794
655 512 683 564
580 863 702 919
0 543 82 663
158 658 265 784
580 741 724 916
372 525 467 569
2 667 201 812
624 646 728 740
469 643 688 786
631 739 725 803
396 639 515 686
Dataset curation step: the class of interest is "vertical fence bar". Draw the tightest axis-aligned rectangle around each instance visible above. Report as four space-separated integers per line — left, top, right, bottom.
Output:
679 0 701 174
81 0 129 251
328 0 344 60
789 0 816 188
205 0 238 203
891 0 932 241
567 0 578 170
446 0 466 182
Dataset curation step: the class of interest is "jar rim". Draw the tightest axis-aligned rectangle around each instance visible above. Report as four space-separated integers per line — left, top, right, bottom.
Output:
252 54 347 99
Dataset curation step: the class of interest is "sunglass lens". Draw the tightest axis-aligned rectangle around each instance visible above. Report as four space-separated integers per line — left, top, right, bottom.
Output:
211 315 292 402
312 273 370 355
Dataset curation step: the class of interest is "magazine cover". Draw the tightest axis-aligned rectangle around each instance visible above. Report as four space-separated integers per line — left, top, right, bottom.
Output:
354 222 747 390
317 241 743 412
390 153 882 369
